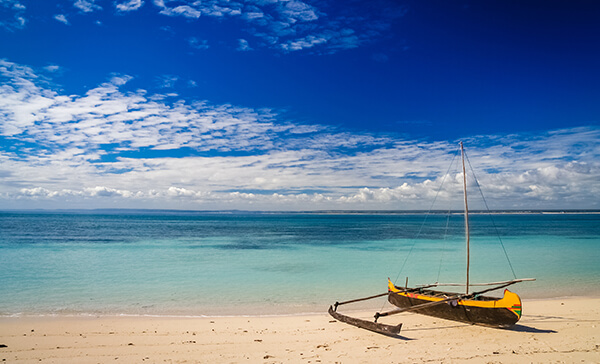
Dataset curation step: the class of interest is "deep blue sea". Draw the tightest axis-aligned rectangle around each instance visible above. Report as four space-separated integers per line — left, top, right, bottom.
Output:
1 211 599 317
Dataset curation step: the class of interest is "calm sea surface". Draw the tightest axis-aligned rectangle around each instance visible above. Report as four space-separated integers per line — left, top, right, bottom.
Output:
1 212 599 316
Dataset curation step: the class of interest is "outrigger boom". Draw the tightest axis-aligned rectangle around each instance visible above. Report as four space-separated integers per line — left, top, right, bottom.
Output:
416 278 536 288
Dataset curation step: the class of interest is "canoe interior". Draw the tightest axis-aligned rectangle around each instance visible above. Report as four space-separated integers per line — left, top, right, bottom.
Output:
388 285 522 328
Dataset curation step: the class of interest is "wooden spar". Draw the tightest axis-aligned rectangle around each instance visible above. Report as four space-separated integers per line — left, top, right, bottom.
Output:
332 282 444 311
460 141 470 295
466 279 531 296
333 292 388 311
415 278 536 288
328 306 402 337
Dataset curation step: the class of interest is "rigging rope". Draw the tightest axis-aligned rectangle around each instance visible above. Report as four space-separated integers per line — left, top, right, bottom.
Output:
392 144 461 286
436 207 453 283
436 153 464 283
463 149 518 279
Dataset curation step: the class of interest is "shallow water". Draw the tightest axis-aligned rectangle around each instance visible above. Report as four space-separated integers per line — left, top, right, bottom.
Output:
1 211 599 316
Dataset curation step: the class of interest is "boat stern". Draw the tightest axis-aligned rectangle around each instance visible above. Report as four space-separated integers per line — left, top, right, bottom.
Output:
501 289 523 321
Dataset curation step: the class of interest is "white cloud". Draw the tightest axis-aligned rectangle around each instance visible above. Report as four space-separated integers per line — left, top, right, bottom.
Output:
54 14 69 25
3 0 406 55
20 187 56 198
44 65 61 72
159 4 201 18
1 60 599 210
0 0 27 30
279 0 319 22
148 0 405 54
85 186 137 197
0 0 409 57
188 37 209 50
167 186 208 199
280 34 328 52
115 0 144 12
237 39 252 51
156 74 179 88
74 0 102 13
242 8 264 21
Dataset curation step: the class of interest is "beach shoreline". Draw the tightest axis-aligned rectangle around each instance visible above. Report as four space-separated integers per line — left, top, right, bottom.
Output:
1 297 599 363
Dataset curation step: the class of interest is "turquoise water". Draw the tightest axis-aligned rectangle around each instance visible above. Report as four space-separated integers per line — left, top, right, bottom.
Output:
0 212 599 316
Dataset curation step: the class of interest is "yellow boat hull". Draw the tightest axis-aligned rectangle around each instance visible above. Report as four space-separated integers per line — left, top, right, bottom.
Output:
388 279 522 327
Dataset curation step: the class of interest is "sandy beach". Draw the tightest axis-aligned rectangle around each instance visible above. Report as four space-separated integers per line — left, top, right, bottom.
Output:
1 297 599 363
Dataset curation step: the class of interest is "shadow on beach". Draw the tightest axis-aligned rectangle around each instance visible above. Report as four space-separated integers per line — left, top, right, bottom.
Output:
402 321 558 335
392 335 417 341
402 324 467 332
508 324 557 333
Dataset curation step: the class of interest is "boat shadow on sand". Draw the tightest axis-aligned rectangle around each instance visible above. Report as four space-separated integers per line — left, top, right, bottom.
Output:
508 324 557 334
386 321 557 340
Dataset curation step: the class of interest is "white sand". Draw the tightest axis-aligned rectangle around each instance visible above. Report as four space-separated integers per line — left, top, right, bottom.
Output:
1 297 599 363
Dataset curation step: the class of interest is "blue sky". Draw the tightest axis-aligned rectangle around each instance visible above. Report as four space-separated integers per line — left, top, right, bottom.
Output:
1 0 599 210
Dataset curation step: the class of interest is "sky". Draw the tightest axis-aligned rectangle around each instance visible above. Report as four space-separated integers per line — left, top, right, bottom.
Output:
0 0 599 211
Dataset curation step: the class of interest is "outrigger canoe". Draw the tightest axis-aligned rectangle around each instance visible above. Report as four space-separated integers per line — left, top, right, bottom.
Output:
328 142 534 336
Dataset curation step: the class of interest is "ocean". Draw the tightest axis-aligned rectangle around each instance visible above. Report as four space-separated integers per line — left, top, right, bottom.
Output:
1 211 599 317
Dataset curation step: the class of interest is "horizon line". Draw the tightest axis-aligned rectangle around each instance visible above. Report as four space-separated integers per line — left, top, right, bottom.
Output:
2 208 600 215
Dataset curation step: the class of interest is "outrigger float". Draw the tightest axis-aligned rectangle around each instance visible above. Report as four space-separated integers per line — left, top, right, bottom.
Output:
329 142 535 337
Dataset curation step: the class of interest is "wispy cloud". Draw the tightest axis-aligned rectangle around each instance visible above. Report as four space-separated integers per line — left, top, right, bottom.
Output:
44 65 61 72
115 0 144 12
54 14 70 25
149 0 406 54
1 60 599 210
280 34 327 52
74 0 102 13
155 74 179 88
3 0 407 54
188 37 209 50
237 39 252 51
157 3 201 18
0 0 26 30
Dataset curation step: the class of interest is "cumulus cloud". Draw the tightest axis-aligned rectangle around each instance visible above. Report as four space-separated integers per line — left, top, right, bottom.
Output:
85 186 139 197
1 60 599 210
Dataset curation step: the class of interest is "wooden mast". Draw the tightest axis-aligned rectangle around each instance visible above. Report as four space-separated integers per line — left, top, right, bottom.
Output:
460 141 470 295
